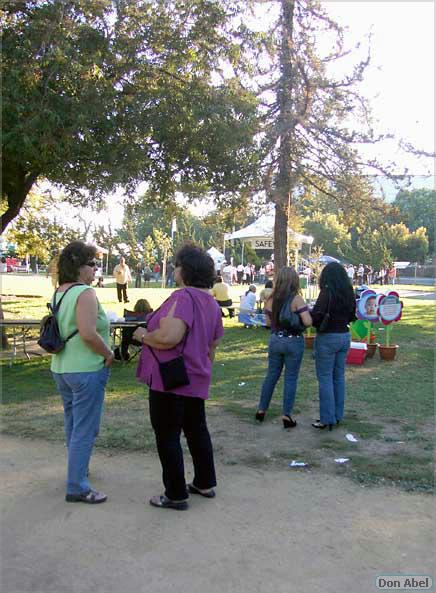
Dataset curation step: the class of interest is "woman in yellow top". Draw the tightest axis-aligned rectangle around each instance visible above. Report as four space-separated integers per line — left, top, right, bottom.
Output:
211 275 234 318
51 241 114 504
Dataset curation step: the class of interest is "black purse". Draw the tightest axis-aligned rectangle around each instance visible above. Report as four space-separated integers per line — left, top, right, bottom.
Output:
318 291 332 333
146 290 194 391
279 294 305 333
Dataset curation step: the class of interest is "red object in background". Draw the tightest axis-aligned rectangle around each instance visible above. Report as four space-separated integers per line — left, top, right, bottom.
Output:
6 256 18 272
346 347 366 365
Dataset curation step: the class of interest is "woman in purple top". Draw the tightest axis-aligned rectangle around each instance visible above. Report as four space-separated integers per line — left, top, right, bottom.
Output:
133 244 224 511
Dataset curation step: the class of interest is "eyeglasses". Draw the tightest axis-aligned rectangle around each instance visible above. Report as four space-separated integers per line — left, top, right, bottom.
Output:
85 260 99 268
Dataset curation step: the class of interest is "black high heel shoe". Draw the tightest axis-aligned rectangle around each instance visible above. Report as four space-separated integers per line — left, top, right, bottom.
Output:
282 415 297 429
311 421 333 431
255 411 266 423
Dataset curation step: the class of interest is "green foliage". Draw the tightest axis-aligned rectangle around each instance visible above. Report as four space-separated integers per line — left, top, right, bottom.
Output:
5 191 77 261
383 223 429 263
303 212 351 259
393 189 435 253
353 229 392 270
1 0 261 231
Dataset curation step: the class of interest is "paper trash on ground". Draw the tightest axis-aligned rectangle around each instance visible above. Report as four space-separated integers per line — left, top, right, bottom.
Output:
238 382 246 386
345 433 358 442
289 460 308 467
335 458 350 464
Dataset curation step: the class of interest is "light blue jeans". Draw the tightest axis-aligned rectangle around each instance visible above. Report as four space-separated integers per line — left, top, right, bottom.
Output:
52 367 109 495
314 332 351 425
258 333 305 415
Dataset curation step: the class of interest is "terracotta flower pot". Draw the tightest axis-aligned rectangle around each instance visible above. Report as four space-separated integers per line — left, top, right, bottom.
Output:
366 343 378 358
304 335 315 349
378 344 398 361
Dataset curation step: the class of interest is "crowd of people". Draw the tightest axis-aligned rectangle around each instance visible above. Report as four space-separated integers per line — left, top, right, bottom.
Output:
48 240 362 511
345 263 397 286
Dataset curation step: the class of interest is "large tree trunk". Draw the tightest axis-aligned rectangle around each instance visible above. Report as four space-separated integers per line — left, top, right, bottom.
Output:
0 300 9 350
1 169 38 234
273 0 296 274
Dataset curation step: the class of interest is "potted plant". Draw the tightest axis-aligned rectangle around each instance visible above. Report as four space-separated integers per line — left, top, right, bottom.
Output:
304 326 315 349
365 321 378 358
377 292 403 361
378 324 398 361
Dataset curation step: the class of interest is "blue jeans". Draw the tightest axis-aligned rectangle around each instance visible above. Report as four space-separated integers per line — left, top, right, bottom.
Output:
258 334 305 415
52 367 109 495
314 332 351 425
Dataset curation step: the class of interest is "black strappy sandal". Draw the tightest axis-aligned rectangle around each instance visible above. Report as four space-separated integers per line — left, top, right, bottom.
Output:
311 421 333 431
282 415 297 429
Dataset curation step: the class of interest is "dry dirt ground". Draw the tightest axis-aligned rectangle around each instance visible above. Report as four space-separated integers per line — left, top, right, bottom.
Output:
1 434 434 593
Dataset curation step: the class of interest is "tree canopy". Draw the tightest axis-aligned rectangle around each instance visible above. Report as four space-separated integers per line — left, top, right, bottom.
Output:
1 0 260 232
392 188 435 253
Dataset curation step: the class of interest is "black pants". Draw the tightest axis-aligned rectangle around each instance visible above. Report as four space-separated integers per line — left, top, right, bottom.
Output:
149 389 217 501
116 283 128 302
217 299 234 318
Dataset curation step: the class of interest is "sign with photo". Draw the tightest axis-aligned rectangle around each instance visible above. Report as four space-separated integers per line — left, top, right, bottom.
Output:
377 291 403 325
356 289 380 322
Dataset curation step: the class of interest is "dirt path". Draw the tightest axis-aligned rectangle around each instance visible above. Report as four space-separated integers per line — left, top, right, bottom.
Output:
1 436 434 593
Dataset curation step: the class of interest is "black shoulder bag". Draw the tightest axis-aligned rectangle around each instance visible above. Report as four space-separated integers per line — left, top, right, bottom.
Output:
318 291 332 333
146 289 194 391
279 294 305 334
38 283 83 353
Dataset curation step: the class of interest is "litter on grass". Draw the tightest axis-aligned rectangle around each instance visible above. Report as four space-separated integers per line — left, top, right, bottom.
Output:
238 382 246 386
345 433 358 442
335 458 350 464
289 460 308 468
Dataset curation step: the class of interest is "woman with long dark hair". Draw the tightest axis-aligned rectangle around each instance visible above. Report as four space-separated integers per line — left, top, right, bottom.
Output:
311 262 356 430
255 267 312 429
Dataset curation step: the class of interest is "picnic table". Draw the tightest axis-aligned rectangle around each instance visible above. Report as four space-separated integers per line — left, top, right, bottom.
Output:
0 319 142 366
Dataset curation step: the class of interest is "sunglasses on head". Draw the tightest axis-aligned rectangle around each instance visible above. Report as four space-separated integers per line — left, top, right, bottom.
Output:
85 260 99 268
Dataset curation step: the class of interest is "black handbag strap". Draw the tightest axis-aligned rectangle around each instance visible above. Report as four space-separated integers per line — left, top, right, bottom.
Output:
146 288 195 363
50 282 84 313
49 282 84 341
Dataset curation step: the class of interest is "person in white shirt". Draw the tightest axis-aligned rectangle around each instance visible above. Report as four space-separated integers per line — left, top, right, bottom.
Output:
240 284 257 311
222 263 233 285
231 264 238 285
113 257 132 303
243 264 252 284
346 265 355 285
238 285 258 327
259 265 266 284
236 263 244 284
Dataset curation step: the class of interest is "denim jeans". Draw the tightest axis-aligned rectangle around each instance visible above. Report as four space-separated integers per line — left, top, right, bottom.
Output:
52 367 109 495
149 389 217 501
258 333 305 416
314 332 351 425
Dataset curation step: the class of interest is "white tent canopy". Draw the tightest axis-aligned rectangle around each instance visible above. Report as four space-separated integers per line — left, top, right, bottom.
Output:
224 212 314 248
207 246 225 272
207 246 225 259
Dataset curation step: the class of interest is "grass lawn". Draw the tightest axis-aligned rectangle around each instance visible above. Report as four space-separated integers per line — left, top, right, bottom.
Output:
1 275 434 493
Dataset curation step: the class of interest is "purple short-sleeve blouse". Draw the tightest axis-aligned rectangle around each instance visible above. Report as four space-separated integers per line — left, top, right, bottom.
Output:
136 287 224 399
